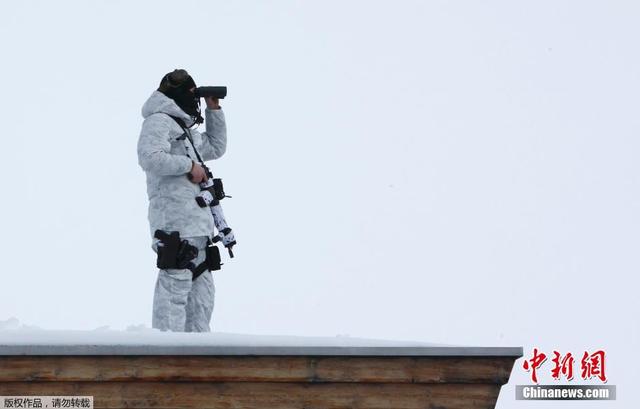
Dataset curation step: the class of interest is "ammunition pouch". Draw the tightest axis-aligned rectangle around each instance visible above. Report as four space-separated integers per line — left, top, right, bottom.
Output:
212 178 226 201
191 239 222 281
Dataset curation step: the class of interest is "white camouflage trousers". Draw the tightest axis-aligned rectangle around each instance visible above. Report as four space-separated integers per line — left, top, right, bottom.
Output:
151 236 215 332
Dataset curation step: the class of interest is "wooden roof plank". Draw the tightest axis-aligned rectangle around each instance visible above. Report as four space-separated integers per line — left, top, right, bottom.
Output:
0 356 516 384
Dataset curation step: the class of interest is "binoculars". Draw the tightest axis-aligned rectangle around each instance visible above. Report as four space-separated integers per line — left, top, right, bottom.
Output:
195 86 227 100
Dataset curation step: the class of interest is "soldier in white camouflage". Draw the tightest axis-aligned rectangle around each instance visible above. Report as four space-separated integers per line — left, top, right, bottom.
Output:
137 69 227 332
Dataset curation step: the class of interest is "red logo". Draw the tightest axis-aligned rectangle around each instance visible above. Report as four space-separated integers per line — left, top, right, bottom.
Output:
581 350 607 383
523 348 608 384
522 348 547 383
551 350 574 381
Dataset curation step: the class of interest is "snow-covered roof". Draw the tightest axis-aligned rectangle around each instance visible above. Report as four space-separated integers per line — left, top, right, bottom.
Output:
0 318 522 356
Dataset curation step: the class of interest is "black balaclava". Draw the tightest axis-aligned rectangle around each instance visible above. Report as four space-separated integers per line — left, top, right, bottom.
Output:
158 69 203 126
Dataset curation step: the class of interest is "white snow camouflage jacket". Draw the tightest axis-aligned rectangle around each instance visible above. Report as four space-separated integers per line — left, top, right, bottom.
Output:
138 91 227 239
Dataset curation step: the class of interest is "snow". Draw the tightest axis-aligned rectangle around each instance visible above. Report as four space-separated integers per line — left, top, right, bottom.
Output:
0 318 524 357
0 317 443 348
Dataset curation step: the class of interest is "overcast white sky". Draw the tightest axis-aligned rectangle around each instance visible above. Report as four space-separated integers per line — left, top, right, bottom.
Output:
0 1 638 407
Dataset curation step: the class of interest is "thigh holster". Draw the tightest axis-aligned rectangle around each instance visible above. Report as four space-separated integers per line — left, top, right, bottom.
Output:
154 230 199 270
